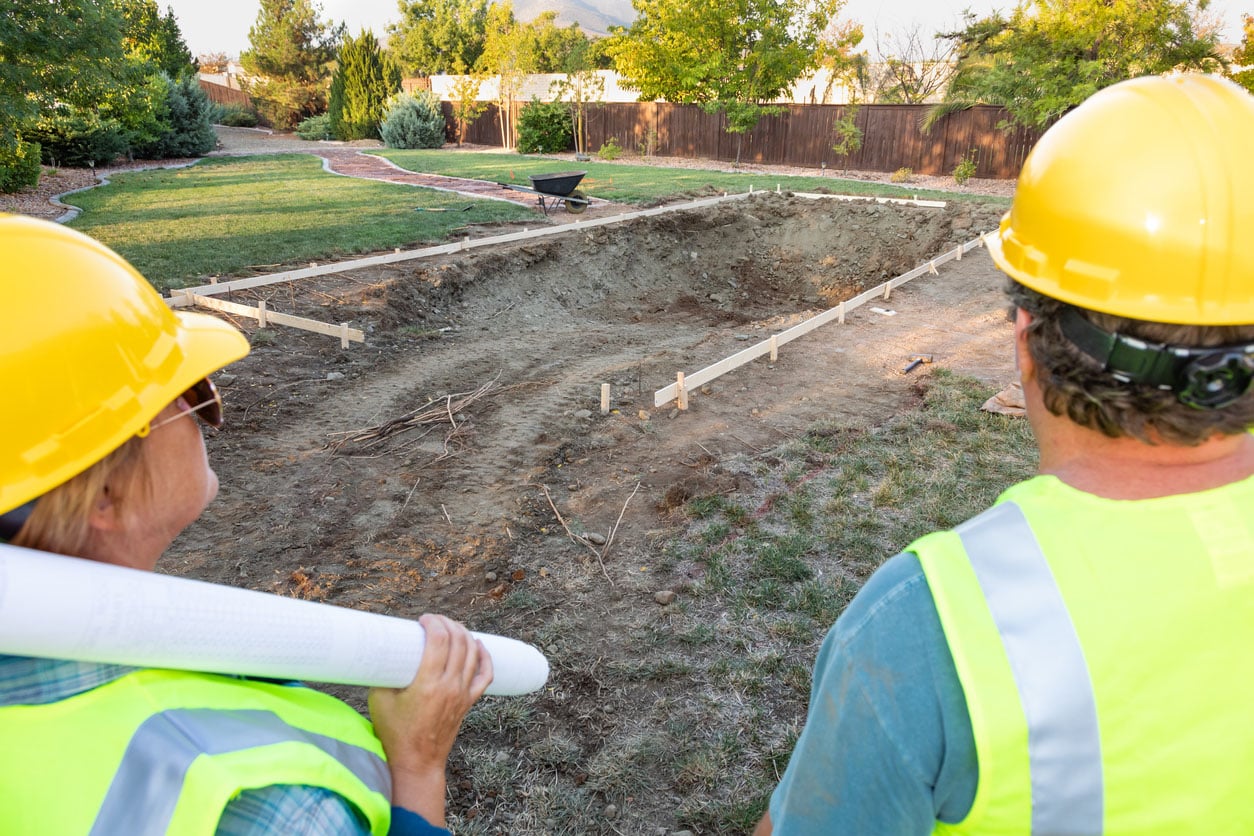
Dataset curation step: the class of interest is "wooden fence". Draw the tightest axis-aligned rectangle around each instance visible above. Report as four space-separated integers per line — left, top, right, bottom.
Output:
446 101 1044 180
199 80 252 109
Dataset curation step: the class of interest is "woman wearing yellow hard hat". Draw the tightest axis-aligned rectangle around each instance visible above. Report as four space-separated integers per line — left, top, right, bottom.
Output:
0 214 489 835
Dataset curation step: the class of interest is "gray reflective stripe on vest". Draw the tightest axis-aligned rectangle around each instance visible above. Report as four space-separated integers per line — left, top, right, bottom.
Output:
956 501 1104 835
90 708 389 835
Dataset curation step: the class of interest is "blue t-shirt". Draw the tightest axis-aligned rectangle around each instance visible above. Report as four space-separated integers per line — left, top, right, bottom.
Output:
768 552 978 833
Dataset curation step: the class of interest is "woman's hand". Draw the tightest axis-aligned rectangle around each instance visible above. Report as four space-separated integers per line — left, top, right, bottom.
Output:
368 613 494 826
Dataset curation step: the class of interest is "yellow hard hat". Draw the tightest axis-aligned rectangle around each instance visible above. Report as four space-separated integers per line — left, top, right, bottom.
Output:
988 74 1254 325
0 215 250 515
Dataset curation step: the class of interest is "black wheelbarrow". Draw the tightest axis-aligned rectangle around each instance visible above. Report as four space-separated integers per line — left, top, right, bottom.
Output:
498 170 590 215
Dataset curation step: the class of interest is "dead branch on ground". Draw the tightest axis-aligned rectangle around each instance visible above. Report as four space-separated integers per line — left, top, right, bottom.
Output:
326 375 501 458
533 482 641 587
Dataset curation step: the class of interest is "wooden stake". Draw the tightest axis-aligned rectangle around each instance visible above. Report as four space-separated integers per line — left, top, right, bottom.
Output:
257 300 267 327
883 282 892 300
676 372 688 410
769 334 778 362
340 322 350 349
600 383 610 415
955 245 963 261
838 301 846 325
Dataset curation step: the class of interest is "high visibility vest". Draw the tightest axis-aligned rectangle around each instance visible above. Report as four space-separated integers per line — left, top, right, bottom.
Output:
915 474 1254 834
0 668 392 835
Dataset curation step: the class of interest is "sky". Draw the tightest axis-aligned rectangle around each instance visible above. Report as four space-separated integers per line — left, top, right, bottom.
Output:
166 0 1247 61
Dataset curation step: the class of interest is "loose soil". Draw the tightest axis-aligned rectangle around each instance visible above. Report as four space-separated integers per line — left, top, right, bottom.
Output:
11 133 1019 832
165 195 1014 833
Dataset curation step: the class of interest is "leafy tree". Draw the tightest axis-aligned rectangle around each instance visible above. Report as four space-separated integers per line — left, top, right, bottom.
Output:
328 30 402 140
0 0 125 135
1230 14 1254 94
0 0 125 188
521 11 591 73
830 103 861 172
607 0 844 162
932 0 1225 129
449 74 488 145
119 0 195 78
550 69 604 155
241 0 344 129
388 0 490 76
477 1 536 149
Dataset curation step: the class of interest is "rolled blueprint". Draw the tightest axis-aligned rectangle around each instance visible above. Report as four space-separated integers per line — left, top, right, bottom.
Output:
0 544 548 696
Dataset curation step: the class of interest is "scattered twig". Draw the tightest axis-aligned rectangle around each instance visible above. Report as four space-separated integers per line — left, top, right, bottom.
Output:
485 296 520 319
327 373 503 456
399 478 422 514
535 484 612 585
441 504 452 525
599 482 640 564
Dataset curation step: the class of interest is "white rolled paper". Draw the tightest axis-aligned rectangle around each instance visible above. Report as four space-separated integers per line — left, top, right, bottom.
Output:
0 543 548 696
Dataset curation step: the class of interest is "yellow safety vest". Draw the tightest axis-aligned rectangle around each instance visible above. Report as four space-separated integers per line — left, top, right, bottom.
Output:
0 668 392 835
915 474 1254 834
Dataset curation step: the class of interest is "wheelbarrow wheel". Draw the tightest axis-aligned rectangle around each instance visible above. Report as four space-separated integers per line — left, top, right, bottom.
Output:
565 190 588 214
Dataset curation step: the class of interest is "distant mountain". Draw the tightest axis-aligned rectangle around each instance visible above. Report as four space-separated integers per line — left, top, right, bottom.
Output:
508 0 635 36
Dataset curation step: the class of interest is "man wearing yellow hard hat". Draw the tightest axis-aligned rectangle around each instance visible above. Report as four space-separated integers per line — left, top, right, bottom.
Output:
0 215 491 833
756 74 1254 834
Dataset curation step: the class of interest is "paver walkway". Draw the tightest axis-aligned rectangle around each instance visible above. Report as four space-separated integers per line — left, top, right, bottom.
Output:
312 147 616 217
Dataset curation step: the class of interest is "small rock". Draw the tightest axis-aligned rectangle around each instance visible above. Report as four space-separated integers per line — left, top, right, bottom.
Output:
326 371 345 381
487 584 507 599
573 409 593 420
637 410 650 421
668 408 679 419
603 804 618 819
751 408 760 416
485 571 498 582
539 567 550 577
454 413 468 422
734 334 750 341
511 569 526 581
567 483 578 491
699 384 715 395
655 590 676 606
586 532 607 545
216 373 236 386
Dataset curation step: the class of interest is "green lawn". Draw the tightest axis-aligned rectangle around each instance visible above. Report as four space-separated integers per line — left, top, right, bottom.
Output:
370 149 1009 206
67 154 535 291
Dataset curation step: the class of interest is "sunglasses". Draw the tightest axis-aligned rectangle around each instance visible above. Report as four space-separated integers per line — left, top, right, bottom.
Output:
144 377 224 434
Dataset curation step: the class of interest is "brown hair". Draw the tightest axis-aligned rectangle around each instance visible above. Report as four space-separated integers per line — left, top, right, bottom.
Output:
12 438 150 557
1008 280 1254 445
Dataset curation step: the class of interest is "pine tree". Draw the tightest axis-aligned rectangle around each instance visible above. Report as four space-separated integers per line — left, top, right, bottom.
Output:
328 30 402 141
240 0 343 130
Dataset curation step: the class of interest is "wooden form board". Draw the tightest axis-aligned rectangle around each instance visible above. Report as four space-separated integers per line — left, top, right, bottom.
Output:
653 234 989 407
180 292 364 348
166 191 755 308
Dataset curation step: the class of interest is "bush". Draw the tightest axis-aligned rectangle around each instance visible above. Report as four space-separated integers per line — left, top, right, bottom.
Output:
891 167 913 183
380 92 446 150
211 103 260 127
30 107 128 168
597 136 622 161
295 113 334 140
0 138 43 194
516 98 572 154
953 151 978 185
132 74 216 159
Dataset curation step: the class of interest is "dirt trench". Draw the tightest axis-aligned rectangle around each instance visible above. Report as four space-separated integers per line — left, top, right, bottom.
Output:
162 192 1015 828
